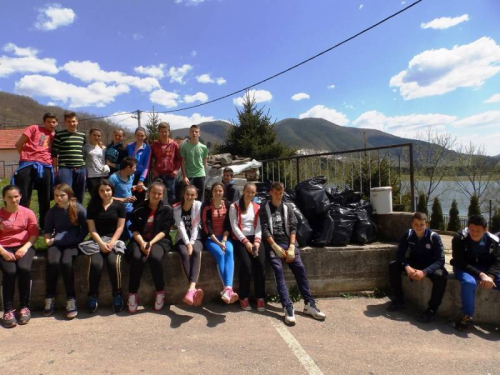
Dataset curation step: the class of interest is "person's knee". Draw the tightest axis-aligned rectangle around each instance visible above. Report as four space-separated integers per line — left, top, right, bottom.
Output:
431 268 448 280
461 275 477 288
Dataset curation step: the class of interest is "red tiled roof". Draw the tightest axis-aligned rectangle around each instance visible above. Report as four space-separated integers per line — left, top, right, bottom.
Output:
0 129 25 150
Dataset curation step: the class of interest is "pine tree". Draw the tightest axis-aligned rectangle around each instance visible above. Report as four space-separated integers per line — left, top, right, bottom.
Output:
490 207 500 233
416 192 428 216
468 195 481 217
447 199 461 232
144 108 160 143
215 92 295 161
430 197 444 230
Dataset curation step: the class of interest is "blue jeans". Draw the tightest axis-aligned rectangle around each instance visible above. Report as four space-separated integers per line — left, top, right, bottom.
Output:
58 166 86 203
157 175 177 205
205 236 234 287
454 267 500 316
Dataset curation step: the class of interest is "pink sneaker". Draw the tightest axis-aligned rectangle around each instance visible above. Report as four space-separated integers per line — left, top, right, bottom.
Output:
256 298 266 312
222 287 239 304
154 291 165 311
193 289 204 306
183 289 196 306
127 293 138 314
240 298 251 311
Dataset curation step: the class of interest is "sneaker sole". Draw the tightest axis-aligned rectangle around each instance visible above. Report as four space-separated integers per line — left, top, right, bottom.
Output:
304 311 326 321
285 319 296 326
154 304 164 311
193 290 204 307
182 298 194 306
41 310 54 317
67 311 78 319
2 321 17 328
18 319 30 325
128 306 138 314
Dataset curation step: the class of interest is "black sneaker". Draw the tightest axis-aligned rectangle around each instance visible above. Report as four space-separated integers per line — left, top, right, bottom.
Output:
284 305 296 326
113 294 124 313
455 315 473 332
418 309 436 323
387 300 405 312
88 296 98 314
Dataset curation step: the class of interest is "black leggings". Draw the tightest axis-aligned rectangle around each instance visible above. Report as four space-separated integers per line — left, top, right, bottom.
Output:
0 247 36 311
46 245 79 299
128 241 167 293
234 237 266 299
174 240 203 284
88 251 123 297
132 174 147 207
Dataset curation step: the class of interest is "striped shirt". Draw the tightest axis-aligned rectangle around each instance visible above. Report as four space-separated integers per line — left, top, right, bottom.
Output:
52 129 86 167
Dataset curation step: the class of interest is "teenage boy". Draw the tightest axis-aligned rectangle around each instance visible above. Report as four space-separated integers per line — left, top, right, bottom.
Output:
180 125 208 201
260 181 326 326
451 214 500 331
388 212 448 322
222 167 240 203
105 129 128 176
13 113 58 229
52 111 86 203
151 122 181 204
109 157 138 239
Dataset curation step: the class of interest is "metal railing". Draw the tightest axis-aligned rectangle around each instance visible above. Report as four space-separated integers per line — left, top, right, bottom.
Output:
0 161 17 180
260 143 415 211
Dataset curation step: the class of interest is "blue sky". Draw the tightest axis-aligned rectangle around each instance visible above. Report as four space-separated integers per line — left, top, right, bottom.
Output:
1 0 500 154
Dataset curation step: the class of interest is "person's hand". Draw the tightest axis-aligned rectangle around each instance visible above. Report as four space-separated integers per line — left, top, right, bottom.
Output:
187 243 193 256
144 242 151 259
271 243 286 259
479 273 496 289
140 241 147 253
286 245 296 263
405 266 416 278
183 177 190 186
245 242 253 254
45 238 55 247
100 242 111 253
15 247 28 260
410 270 426 281
106 239 117 251
219 240 226 252
126 196 137 203
1 249 16 262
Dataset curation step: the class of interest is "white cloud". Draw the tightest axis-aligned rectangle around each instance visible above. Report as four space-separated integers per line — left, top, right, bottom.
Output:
3 43 38 57
168 64 192 84
343 102 355 110
196 73 226 85
111 111 217 131
0 55 59 77
134 64 166 79
390 37 500 100
453 110 500 129
150 89 180 108
233 89 273 106
34 3 76 31
184 92 208 104
484 93 500 104
133 33 143 41
352 110 457 135
359 4 364 10
421 14 469 30
175 0 205 6
299 105 349 125
327 84 335 89
191 50 197 57
62 61 160 92
291 93 310 101
455 132 500 156
15 74 129 108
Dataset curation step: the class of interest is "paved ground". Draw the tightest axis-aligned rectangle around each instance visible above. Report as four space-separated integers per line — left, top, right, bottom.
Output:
1 297 499 375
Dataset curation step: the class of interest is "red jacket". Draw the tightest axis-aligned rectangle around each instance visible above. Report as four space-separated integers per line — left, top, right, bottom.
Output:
151 139 181 176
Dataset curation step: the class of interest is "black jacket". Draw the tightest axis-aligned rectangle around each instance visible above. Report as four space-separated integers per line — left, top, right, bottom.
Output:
450 229 500 278
224 182 241 203
396 228 445 275
129 200 174 250
259 200 297 242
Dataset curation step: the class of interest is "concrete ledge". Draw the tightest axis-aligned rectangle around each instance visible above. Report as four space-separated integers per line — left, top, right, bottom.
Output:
402 273 500 325
1 243 396 310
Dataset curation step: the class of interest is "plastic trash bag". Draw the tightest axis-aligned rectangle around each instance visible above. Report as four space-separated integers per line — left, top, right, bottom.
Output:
295 177 331 221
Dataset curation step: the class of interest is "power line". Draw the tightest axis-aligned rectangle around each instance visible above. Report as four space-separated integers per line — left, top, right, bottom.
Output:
147 0 423 115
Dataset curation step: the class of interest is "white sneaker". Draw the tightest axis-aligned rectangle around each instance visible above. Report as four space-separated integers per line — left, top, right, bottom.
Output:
303 301 326 321
284 305 296 326
127 293 138 314
66 298 78 319
154 291 165 311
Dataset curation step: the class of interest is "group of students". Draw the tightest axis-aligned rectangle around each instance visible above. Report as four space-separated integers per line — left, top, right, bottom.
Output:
0 112 327 328
388 211 500 332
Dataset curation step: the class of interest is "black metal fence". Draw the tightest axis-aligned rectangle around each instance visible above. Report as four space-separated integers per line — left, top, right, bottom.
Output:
260 143 415 211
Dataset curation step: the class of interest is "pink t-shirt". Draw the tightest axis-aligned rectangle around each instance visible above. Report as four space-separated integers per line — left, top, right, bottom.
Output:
20 125 54 165
0 206 39 248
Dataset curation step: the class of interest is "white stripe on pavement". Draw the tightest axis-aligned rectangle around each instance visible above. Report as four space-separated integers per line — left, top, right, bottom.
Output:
270 319 324 375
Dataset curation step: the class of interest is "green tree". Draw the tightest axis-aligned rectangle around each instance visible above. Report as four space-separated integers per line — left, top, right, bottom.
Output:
215 92 295 161
430 197 444 230
468 195 481 217
490 207 500 233
447 199 461 232
416 192 428 216
144 108 160 143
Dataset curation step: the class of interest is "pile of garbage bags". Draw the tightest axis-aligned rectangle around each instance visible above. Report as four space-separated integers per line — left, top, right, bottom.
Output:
256 177 378 247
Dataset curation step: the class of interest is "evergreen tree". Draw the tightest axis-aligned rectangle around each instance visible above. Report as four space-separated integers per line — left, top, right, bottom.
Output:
490 207 500 233
447 199 461 232
430 197 444 230
416 192 428 216
468 195 481 217
215 93 295 161
144 108 160 143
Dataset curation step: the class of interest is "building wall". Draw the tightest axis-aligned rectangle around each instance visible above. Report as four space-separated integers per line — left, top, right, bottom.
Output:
0 149 20 179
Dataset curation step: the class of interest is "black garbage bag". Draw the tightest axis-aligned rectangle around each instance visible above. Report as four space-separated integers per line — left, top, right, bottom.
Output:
329 205 357 246
352 209 378 244
283 191 313 246
295 177 330 223
311 213 335 247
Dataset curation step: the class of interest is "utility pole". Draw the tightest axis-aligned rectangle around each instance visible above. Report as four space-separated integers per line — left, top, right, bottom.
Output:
131 109 142 129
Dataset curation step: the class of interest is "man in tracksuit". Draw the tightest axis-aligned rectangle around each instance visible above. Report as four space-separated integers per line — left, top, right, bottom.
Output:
451 214 500 331
388 212 448 323
260 181 326 326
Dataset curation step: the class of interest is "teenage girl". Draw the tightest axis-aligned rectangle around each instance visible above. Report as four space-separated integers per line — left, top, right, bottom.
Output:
84 128 110 194
126 127 151 206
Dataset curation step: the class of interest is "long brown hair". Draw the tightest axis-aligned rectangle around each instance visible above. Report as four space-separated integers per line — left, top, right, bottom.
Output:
54 183 79 226
89 128 105 148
